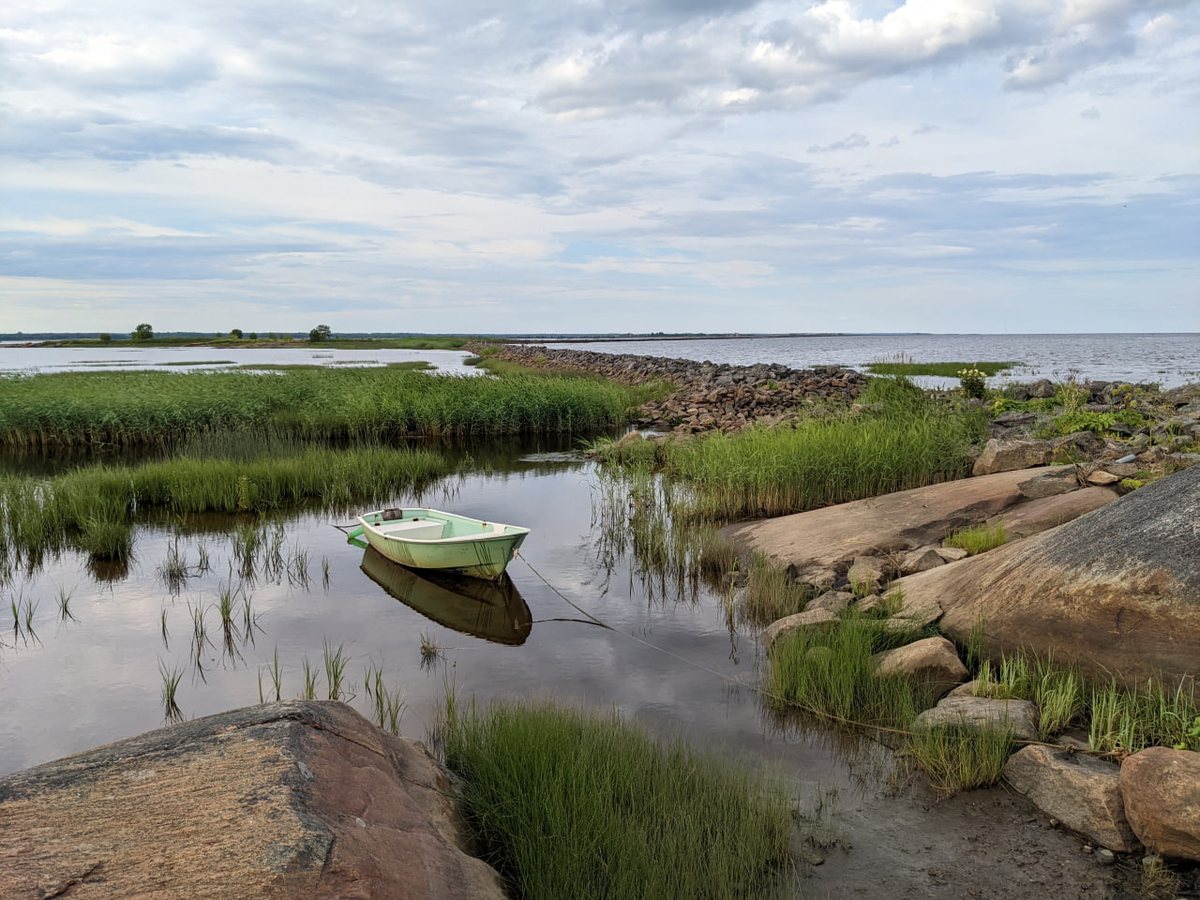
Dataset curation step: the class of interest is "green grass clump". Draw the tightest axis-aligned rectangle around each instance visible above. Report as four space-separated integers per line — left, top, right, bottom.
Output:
907 726 1015 793
763 614 929 729
1089 679 1200 756
739 554 812 628
0 366 642 449
440 699 795 900
865 361 1014 377
601 377 986 521
943 522 1006 556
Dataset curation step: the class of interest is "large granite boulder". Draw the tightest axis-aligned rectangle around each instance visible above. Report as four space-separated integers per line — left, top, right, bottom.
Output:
1120 747 1200 861
1004 745 1139 853
0 701 506 900
890 465 1200 686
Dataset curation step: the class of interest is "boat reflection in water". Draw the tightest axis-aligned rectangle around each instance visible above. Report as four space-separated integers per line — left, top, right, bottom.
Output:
358 546 533 646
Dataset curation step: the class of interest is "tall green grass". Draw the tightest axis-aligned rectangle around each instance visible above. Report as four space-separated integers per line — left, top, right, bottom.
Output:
0 366 642 449
600 378 986 520
763 613 930 730
440 699 795 900
0 444 449 561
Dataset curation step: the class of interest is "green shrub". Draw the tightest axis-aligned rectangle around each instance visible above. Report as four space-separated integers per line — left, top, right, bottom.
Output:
957 367 987 400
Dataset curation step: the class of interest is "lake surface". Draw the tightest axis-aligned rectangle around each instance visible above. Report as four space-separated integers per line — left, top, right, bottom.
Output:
0 344 479 375
544 333 1200 389
0 437 855 809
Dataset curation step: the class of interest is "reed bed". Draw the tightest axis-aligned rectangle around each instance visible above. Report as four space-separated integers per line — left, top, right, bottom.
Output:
763 613 929 730
0 366 641 449
600 378 987 521
0 444 449 562
440 698 795 900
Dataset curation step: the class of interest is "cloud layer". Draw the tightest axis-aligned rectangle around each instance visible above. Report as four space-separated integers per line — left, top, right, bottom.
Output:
1 0 1197 333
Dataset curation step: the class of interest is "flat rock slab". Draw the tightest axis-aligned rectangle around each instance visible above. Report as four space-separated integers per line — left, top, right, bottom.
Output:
0 701 506 900
1004 745 1139 853
991 486 1118 539
891 465 1200 686
721 468 1049 572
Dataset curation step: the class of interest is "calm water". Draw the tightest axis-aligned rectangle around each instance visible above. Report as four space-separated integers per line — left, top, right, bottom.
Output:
0 344 479 375
545 333 1200 389
0 439 854 804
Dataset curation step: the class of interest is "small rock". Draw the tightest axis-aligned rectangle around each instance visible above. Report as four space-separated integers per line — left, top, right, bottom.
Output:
914 696 1039 742
1003 744 1140 852
760 608 839 652
973 438 1057 476
807 590 853 614
1096 848 1116 865
1086 470 1120 486
1018 467 1081 500
847 556 887 592
934 546 969 563
899 547 946 575
871 636 967 698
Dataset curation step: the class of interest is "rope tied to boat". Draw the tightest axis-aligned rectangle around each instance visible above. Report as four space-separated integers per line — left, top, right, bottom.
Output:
513 549 1110 755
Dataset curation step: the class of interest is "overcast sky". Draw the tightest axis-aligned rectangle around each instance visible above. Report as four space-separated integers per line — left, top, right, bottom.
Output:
2 0 1197 335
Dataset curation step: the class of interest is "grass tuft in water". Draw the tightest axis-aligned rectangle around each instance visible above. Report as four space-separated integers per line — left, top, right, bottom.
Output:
906 725 1015 793
323 639 349 701
440 698 795 900
57 586 77 623
301 656 319 700
159 658 184 722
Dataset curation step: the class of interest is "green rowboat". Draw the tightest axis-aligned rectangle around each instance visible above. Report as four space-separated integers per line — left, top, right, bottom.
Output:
348 507 530 581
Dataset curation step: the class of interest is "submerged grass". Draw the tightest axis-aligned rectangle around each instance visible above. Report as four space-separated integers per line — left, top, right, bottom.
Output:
0 365 642 449
440 698 795 900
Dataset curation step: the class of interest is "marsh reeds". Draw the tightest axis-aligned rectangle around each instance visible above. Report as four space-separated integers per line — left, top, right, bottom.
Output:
598 377 986 521
0 365 640 450
739 554 812 628
0 443 449 564
439 698 795 900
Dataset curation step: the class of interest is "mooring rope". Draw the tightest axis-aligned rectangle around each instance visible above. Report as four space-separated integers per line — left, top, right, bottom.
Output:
514 550 1095 754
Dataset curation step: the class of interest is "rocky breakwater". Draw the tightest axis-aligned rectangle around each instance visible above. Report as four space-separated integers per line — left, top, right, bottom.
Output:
470 343 868 432
0 701 506 900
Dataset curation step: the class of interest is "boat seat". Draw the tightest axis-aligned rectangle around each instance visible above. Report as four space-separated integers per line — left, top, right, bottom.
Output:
379 521 445 540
